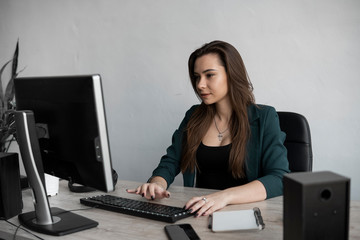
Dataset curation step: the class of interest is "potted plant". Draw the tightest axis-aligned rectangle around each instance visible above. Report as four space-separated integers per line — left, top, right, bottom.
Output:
0 40 21 152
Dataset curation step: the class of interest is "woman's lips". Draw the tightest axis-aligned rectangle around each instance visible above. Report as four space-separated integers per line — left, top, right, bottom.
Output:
200 93 210 98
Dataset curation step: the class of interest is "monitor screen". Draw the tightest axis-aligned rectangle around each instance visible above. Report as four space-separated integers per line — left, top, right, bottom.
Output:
14 74 114 192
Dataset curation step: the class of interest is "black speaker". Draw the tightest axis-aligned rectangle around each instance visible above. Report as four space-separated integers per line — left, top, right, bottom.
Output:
0 152 23 220
283 171 350 240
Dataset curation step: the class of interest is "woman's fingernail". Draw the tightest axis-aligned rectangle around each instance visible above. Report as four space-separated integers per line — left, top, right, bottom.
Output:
167 193 170 198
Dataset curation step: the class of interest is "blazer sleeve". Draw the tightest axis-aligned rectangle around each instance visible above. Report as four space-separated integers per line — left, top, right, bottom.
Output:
256 107 290 199
150 105 197 188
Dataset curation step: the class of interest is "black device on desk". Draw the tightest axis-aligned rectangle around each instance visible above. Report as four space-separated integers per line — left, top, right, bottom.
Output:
165 224 200 240
14 75 115 236
80 195 193 223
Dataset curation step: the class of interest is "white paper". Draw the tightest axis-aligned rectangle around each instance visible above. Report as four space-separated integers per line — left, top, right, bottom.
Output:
45 173 59 196
211 209 260 232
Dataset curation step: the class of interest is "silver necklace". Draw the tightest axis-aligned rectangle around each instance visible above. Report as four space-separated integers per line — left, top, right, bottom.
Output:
214 117 228 141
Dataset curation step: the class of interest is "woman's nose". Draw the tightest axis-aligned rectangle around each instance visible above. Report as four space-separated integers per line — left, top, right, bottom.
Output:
197 76 206 89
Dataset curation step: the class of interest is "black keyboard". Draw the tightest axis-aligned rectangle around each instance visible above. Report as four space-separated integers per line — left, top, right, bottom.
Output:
80 195 193 223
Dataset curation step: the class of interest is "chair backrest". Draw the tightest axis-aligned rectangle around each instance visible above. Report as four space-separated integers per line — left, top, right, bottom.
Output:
277 112 313 172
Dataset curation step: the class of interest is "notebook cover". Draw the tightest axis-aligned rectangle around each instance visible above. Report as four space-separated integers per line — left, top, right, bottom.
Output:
210 208 264 232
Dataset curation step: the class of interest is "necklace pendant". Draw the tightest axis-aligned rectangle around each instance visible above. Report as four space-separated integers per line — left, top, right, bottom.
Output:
218 133 223 141
214 117 228 142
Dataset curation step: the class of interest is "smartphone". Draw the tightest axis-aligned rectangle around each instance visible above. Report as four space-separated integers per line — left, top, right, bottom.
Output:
164 224 200 240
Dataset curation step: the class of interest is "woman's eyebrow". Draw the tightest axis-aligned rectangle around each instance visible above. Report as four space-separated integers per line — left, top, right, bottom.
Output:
194 69 217 74
203 69 217 73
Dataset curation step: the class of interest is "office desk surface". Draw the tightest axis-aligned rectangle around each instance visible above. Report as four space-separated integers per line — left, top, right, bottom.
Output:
1 180 360 240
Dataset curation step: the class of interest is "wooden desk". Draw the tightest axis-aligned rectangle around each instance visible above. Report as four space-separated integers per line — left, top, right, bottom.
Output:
1 180 360 239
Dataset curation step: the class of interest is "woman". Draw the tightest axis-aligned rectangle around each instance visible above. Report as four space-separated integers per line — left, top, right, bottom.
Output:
127 40 289 217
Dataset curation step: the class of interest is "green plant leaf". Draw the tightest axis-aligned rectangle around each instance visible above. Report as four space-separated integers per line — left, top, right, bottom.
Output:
5 66 26 107
0 59 12 107
11 40 19 79
0 40 21 151
5 73 18 109
4 40 20 110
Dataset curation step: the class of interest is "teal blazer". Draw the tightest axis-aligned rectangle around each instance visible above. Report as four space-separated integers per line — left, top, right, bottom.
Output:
151 104 290 199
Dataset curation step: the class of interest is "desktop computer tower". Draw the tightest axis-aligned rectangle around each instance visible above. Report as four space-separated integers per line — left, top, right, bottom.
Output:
0 152 23 220
283 171 350 240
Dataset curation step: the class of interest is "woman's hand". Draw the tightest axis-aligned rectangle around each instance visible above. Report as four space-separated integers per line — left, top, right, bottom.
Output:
184 180 267 217
184 190 230 217
126 177 170 200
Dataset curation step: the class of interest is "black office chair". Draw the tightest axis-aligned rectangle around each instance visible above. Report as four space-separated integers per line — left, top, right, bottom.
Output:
277 112 313 172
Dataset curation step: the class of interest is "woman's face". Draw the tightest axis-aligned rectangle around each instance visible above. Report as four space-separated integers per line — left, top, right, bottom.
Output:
194 53 229 105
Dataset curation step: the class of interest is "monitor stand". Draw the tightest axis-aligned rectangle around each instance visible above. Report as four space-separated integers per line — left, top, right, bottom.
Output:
18 207 97 236
68 178 96 193
15 111 98 236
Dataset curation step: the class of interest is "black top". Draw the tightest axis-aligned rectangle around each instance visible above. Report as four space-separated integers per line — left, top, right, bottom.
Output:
196 142 248 190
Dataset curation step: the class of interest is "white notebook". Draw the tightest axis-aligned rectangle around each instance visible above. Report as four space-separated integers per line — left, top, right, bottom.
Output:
209 207 265 232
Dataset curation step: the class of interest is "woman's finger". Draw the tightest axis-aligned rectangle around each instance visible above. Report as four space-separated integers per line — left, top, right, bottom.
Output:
152 184 171 199
203 206 215 216
164 190 171 198
184 196 202 210
126 188 137 194
140 184 151 199
126 185 142 194
196 200 215 217
148 184 158 200
188 197 209 214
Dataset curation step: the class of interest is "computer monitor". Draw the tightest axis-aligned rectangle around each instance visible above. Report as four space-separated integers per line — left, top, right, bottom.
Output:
14 74 115 236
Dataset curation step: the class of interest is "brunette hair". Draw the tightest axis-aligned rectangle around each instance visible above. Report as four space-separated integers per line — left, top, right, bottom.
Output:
181 40 255 178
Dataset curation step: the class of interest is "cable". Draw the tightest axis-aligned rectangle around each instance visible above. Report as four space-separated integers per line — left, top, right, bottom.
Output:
52 205 99 217
4 220 44 240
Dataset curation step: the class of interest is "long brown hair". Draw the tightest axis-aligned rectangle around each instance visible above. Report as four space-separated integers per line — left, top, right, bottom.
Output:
181 40 255 178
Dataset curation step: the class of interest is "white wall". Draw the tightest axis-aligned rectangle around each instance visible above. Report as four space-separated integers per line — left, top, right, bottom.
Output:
1 0 359 199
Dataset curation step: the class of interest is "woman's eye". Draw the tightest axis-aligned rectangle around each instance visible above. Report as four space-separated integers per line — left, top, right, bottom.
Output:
207 73 215 78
